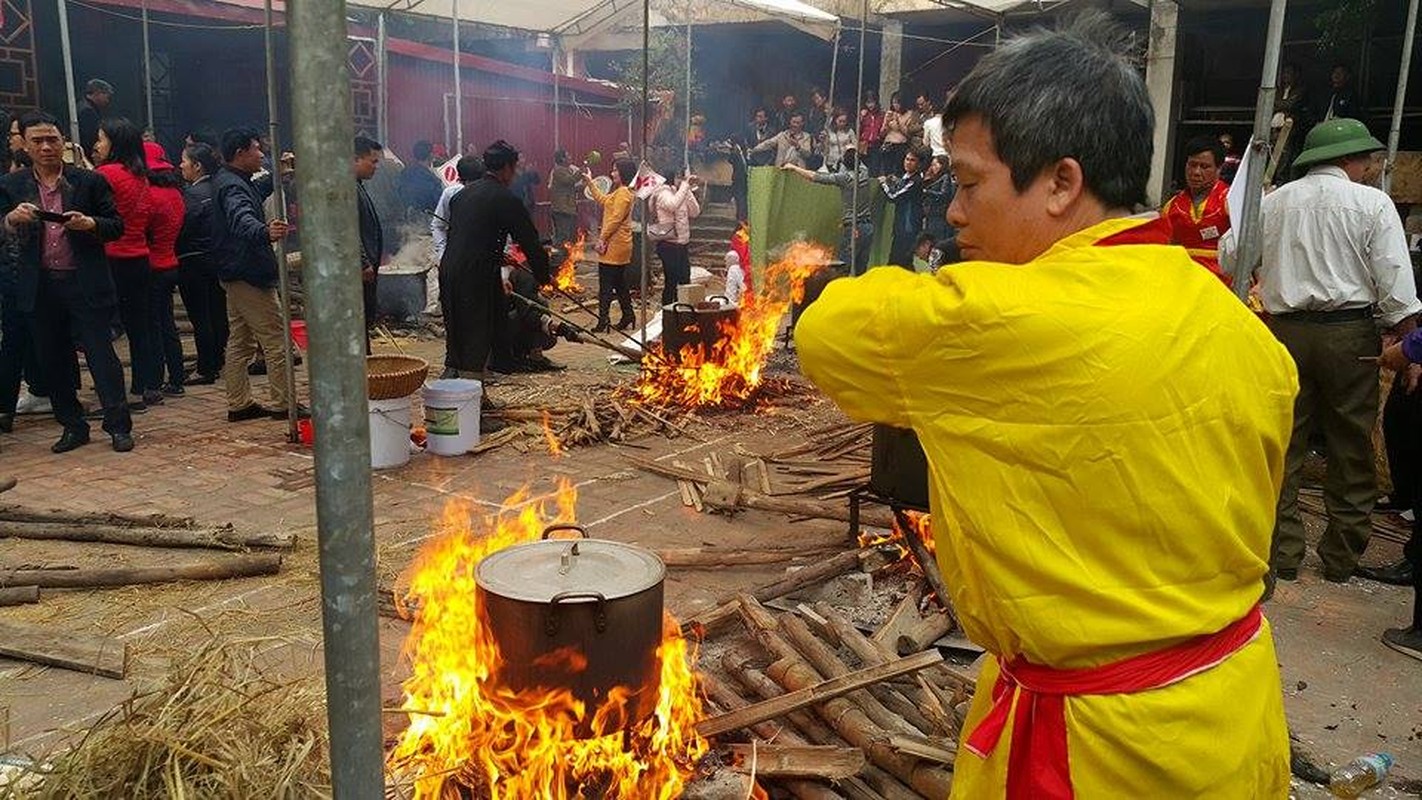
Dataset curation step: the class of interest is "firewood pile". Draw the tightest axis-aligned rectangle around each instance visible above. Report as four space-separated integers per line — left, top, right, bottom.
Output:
678 541 975 799
0 481 293 680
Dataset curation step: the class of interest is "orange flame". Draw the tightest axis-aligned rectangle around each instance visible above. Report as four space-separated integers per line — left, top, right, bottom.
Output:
387 482 707 799
858 510 934 559
633 240 829 408
542 411 565 457
552 232 588 294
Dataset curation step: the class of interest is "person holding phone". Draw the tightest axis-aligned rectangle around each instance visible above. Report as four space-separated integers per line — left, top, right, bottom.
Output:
0 110 131 453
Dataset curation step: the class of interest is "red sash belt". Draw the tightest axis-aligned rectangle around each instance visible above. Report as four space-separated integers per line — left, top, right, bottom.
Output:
963 605 1264 800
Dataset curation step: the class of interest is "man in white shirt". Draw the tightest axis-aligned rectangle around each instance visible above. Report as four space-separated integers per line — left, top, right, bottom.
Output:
428 155 484 315
1258 118 1421 584
918 92 947 158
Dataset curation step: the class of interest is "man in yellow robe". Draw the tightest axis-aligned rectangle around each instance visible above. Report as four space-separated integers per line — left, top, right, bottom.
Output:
796 16 1296 799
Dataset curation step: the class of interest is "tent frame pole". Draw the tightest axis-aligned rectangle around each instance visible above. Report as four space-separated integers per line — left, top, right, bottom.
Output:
264 0 300 443
1384 0 1420 194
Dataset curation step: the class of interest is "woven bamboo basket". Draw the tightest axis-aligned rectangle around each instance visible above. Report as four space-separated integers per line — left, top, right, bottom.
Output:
367 355 429 400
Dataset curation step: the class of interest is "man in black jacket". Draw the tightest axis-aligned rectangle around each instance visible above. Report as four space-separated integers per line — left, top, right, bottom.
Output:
0 111 131 452
439 140 549 381
354 136 384 350
176 142 228 384
213 127 300 422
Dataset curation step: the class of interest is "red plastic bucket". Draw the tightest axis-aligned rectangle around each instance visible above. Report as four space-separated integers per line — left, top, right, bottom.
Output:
290 320 308 351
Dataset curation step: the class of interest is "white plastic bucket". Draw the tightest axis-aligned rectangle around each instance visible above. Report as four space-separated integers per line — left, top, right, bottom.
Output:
423 378 482 456
369 396 413 469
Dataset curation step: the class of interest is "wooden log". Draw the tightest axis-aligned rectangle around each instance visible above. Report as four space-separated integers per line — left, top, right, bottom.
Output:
701 671 805 745
0 554 282 589
0 506 196 528
0 621 127 678
679 549 869 636
0 477 15 495
0 521 295 551
656 545 843 568
0 585 39 606
468 426 521 455
727 744 865 779
892 508 958 631
705 480 895 529
777 614 917 736
873 587 923 648
739 596 954 799
810 602 965 735
884 733 955 766
895 610 955 656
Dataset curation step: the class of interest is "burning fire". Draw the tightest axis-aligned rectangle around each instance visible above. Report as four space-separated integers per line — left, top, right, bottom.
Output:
633 240 828 408
859 510 934 559
551 232 588 294
387 482 707 799
541 411 565 457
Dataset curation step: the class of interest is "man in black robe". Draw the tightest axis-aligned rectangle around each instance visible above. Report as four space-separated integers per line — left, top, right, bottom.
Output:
354 136 384 352
439 140 549 380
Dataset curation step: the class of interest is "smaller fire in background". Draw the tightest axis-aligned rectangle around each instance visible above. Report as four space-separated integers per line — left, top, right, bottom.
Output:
859 510 934 560
634 240 829 409
553 231 588 294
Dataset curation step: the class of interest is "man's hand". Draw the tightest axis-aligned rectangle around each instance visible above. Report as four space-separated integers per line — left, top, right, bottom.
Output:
503 278 514 295
1407 363 1422 394
61 211 95 232
6 203 39 227
594 238 608 255
1381 342 1412 372
362 266 376 283
279 152 296 177
267 219 290 241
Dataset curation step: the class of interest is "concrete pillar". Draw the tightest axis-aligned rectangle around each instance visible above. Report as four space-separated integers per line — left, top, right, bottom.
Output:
1144 0 1181 207
880 20 903 103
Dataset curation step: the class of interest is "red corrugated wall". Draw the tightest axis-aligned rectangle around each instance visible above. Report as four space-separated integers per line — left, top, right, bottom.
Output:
385 52 629 229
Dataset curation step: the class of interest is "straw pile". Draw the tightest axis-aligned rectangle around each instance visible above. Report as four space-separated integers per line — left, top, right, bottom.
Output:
17 637 330 799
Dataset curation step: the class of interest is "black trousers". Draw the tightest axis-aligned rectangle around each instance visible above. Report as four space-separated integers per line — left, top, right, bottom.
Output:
597 263 633 326
31 271 131 435
149 268 186 387
1383 376 1422 509
110 256 154 395
0 280 47 414
178 257 228 378
657 241 691 306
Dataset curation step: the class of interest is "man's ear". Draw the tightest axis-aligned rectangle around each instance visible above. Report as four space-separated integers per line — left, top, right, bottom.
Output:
1044 157 1087 218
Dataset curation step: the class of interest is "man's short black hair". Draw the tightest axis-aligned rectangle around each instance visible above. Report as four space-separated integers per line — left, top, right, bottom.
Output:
354 136 384 157
18 110 61 137
789 112 805 123
221 127 262 162
615 158 637 185
1182 135 1225 169
483 140 519 172
413 139 434 162
456 154 485 182
184 143 222 176
943 12 1152 210
554 148 568 165
186 129 219 148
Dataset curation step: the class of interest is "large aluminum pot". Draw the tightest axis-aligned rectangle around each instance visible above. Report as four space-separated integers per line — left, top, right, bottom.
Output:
475 524 666 737
662 296 739 358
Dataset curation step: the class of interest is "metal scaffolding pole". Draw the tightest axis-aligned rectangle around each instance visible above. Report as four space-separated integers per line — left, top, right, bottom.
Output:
826 22 840 131
377 11 388 143
264 0 300 444
553 41 561 154
1230 0 1288 299
639 0 649 348
142 0 154 130
453 0 464 154
1384 0 1420 195
286 0 383 793
683 22 692 172
849 0 866 274
57 0 81 152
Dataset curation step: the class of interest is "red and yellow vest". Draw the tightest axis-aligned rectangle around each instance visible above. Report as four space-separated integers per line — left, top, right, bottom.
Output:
1163 180 1231 285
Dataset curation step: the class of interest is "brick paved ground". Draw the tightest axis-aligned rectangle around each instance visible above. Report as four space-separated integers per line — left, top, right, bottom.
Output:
1 334 1420 795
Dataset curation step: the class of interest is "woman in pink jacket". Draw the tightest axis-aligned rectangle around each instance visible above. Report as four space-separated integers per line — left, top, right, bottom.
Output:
649 171 701 306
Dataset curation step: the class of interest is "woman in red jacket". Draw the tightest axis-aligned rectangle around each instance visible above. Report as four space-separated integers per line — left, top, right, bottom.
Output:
143 142 186 395
93 117 158 406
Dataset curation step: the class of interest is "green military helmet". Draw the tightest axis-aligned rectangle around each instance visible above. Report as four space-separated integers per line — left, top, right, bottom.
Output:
1292 118 1384 172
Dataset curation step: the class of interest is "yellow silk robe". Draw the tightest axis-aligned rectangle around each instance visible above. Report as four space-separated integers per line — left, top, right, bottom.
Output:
795 217 1296 798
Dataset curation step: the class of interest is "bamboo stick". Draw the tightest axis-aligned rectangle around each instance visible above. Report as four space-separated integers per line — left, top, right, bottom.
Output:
726 744 864 779
893 508 958 630
777 614 917 736
679 548 869 636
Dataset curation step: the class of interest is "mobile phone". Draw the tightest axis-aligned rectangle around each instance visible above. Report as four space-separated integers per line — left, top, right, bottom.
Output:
36 210 69 224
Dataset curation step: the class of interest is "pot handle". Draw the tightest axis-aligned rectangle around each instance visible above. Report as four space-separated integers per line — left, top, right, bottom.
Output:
542 523 588 540
671 303 697 313
546 591 608 635
707 294 731 305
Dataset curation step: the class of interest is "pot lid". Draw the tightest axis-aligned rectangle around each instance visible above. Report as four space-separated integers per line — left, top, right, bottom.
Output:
476 537 665 603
